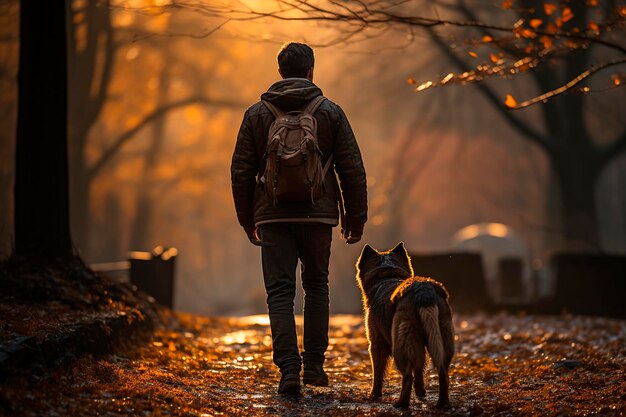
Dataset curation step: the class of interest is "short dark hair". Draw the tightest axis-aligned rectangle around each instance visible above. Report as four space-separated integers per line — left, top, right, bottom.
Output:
277 42 314 78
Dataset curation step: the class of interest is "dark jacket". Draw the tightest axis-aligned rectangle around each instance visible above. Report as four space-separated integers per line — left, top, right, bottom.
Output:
231 78 367 234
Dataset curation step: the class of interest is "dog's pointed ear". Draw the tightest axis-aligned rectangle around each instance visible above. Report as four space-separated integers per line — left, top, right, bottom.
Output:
391 241 407 256
358 244 377 266
392 241 413 274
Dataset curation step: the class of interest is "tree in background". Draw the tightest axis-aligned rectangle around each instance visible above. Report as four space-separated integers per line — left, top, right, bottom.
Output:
418 0 626 250
196 0 625 251
65 0 242 257
67 0 115 255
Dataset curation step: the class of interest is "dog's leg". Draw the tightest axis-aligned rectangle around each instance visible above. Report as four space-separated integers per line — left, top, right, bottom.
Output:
413 343 426 398
394 368 413 409
392 314 413 409
369 343 389 400
435 367 450 409
438 298 455 369
435 298 454 409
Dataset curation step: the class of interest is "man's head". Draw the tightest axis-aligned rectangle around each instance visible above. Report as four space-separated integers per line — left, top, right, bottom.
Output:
277 42 314 80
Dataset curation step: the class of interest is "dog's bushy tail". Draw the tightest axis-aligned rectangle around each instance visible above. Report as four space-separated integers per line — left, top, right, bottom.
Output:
418 305 445 370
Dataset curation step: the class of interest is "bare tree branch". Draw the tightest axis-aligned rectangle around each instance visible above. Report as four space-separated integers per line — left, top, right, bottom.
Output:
512 57 626 109
214 0 626 54
426 27 554 157
96 0 116 111
127 20 229 42
88 97 244 178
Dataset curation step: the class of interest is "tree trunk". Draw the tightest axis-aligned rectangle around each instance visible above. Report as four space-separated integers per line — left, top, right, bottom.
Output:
129 22 172 251
67 0 114 258
15 0 73 258
552 145 601 251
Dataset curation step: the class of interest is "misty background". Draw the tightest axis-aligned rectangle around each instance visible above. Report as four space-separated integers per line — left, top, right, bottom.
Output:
1 1 625 316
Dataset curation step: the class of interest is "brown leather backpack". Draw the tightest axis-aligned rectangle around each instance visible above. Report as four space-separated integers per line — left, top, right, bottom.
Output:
261 96 332 204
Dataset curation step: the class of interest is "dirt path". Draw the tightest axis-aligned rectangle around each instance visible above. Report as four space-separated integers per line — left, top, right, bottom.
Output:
2 312 625 416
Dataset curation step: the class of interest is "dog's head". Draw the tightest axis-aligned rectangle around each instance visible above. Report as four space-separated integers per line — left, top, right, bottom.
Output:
356 242 414 291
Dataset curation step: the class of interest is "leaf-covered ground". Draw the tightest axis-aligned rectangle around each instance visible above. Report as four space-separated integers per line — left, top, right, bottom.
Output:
2 311 625 416
0 257 155 343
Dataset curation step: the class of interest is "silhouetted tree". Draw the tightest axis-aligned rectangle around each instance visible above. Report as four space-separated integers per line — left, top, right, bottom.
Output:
15 0 72 258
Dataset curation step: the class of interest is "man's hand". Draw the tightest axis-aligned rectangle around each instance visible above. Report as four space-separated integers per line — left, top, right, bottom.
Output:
245 227 263 247
343 229 362 245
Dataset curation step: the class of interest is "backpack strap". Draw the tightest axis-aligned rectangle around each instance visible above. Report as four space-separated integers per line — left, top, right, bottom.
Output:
324 157 346 237
322 155 333 178
303 95 326 116
262 100 284 118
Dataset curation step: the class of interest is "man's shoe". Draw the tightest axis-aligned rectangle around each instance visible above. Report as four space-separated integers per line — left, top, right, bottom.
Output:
278 372 301 395
303 363 329 387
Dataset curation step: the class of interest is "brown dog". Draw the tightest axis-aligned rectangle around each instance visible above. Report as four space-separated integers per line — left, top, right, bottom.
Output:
356 242 454 409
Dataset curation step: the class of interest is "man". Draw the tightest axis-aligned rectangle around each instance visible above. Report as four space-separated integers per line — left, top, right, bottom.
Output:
231 42 367 395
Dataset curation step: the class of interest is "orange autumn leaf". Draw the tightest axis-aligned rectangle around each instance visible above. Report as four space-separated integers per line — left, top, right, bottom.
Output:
514 27 537 38
588 22 599 31
612 74 622 86
490 53 500 63
502 0 513 9
619 6 626 18
468 51 479 58
530 19 543 29
524 44 534 54
540 36 553 49
562 7 574 23
586 0 598 5
407 77 417 85
544 2 557 15
504 94 518 108
545 23 558 34
483 35 494 42
565 39 579 49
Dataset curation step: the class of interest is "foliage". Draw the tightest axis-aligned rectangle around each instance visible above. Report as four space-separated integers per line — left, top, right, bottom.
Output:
407 0 626 108
148 0 626 109
2 312 624 416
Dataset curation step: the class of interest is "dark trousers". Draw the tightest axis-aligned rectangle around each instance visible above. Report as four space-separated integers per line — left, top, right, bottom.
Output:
259 223 332 373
